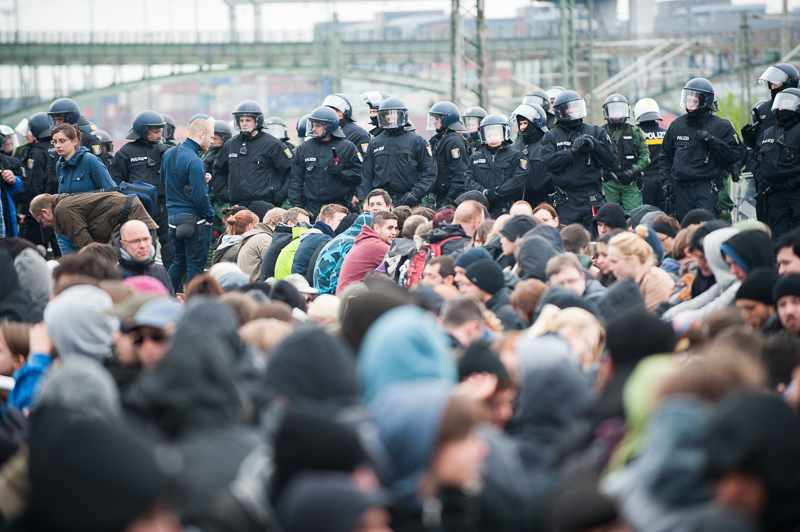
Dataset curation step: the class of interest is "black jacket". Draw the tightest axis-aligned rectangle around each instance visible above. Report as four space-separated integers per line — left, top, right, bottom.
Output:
111 139 166 197
77 116 103 156
486 288 526 331
259 223 294 281
658 111 743 184
638 120 667 177
213 130 293 205
357 129 437 201
430 130 469 200
756 119 800 186
462 144 528 216
288 136 362 207
22 139 58 212
341 119 371 156
511 130 554 196
541 122 617 190
426 222 469 256
116 243 175 296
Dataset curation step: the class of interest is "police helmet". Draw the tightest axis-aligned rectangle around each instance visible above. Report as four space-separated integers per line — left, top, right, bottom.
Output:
546 86 566 105
126 110 165 141
759 63 800 92
603 94 630 126
232 100 264 130
0 125 18 154
322 94 354 121
188 113 212 126
161 114 176 140
509 103 548 132
296 115 311 139
771 88 800 121
265 116 289 141
522 89 551 114
553 90 587 122
751 100 770 125
377 97 408 130
633 98 662 123
359 91 391 109
307 106 341 138
478 114 511 145
680 78 715 113
213 120 233 144
28 112 52 139
47 98 81 126
428 101 467 132
93 129 114 150
462 106 488 134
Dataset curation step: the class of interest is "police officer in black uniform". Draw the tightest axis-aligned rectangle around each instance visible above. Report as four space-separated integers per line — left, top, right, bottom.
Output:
634 98 667 211
359 91 391 138
659 78 743 221
265 116 295 151
288 106 362 219
523 89 557 130
541 90 617 227
213 100 293 209
18 113 58 251
203 120 233 175
510 103 553 208
161 114 178 146
755 88 800 237
47 98 103 157
323 93 371 157
357 97 437 208
462 114 528 218
111 110 173 271
427 101 469 208
92 130 114 170
462 107 487 156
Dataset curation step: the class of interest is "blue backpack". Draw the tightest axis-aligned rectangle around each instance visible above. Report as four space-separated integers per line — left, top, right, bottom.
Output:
82 152 157 216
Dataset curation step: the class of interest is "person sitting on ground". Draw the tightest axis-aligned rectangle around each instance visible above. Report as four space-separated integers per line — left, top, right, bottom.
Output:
115 220 173 296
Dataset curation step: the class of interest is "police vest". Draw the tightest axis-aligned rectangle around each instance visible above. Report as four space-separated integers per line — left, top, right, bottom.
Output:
639 122 666 176
612 124 637 171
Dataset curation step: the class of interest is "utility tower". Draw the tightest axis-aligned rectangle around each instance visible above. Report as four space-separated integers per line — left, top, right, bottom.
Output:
450 0 489 109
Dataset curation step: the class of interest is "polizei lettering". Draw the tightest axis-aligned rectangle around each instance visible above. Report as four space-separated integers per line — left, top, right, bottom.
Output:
677 136 690 141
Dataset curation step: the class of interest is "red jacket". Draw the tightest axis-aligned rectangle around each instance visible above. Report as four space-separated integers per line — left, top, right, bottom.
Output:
336 225 389 295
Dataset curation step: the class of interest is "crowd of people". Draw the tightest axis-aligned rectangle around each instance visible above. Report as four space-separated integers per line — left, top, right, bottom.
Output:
0 62 798 532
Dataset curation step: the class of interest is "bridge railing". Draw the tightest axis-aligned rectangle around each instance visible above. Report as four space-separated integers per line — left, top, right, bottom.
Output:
0 30 316 45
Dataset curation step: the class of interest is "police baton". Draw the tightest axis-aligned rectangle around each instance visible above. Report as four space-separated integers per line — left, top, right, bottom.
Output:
607 171 620 184
332 147 339 165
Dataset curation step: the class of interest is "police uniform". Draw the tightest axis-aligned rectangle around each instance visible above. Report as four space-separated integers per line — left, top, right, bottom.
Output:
638 120 667 211
288 136 363 219
357 128 437 207
466 134 482 156
601 122 650 212
658 112 743 221
429 129 469 207
511 130 554 208
22 139 59 248
213 129 293 208
341 119 371 157
756 119 800 237
77 117 103 158
541 123 617 227
462 144 528 218
744 100 778 222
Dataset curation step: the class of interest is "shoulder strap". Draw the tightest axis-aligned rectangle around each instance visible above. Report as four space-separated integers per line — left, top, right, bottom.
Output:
82 152 98 189
117 194 135 226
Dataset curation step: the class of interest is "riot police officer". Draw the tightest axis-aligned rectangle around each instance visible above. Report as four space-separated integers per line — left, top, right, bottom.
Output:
755 88 800 237
462 106 487 155
601 94 650 213
92 130 114 170
357 97 437 208
47 98 103 157
658 78 743 221
546 86 566 110
213 100 293 208
359 91 391 137
463 114 528 218
541 90 617 227
427 101 469 208
634 98 667 211
510 103 553 207
523 89 557 130
296 115 310 146
288 106 362 219
323 93 371 157
112 110 173 270
161 114 178 146
265 116 295 151
203 120 233 175
20 112 59 250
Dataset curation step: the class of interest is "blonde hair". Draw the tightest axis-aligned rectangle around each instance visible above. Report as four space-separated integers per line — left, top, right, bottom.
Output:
608 225 653 265
487 214 511 243
528 304 606 369
238 318 293 356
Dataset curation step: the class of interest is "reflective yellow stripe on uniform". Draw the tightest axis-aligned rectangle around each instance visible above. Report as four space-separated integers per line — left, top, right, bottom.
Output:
645 138 663 145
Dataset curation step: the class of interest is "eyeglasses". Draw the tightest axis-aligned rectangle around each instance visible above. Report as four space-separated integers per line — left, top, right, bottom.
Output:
121 237 152 246
132 330 172 346
50 138 73 145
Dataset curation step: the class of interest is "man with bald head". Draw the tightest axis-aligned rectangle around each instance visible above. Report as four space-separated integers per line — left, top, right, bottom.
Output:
161 117 216 293
426 199 486 256
117 219 173 295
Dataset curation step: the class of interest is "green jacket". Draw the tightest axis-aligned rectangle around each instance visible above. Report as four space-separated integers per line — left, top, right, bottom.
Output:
602 122 650 174
274 225 310 279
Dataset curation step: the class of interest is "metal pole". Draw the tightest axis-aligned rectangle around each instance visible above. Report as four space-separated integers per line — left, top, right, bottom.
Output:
560 0 568 87
740 11 748 128
476 0 488 108
329 11 342 93
587 0 595 122
253 2 262 42
450 0 461 104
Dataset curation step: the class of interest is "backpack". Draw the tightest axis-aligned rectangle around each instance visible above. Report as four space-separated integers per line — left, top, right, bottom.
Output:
404 236 460 288
81 152 157 216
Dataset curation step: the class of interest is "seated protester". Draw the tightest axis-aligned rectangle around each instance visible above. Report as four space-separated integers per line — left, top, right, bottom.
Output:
735 267 781 334
508 200 534 217
337 212 398 295
498 214 537 259
689 222 730 299
426 200 486 256
29 192 158 251
594 228 624 288
460 259 526 330
127 298 183 371
419 255 456 287
212 209 258 266
774 274 800 337
591 202 627 237
510 278 547 327
259 207 311 281
528 304 605 371
515 225 565 282
363 188 393 214
280 204 348 280
452 246 492 288
114 220 173 295
441 296 485 349
561 223 593 269
0 247 44 325
238 207 286 280
532 202 560 228
664 224 702 305
776 228 800 275
607 226 675 312
458 342 517 430
546 252 607 306
650 215 680 258
313 213 373 294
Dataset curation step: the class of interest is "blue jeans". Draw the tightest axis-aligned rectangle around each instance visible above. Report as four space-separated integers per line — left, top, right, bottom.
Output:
56 234 76 255
168 213 212 294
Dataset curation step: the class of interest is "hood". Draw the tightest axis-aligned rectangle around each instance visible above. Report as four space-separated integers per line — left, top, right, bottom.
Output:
518 235 562 281
592 203 627 231
273 223 295 236
0 248 43 324
427 221 468 244
525 224 564 250
292 225 310 240
14 247 52 309
62 146 90 167
36 355 122 422
242 222 273 241
139 320 244 439
298 227 322 242
217 233 243 251
643 226 664 266
597 279 646 323
703 227 740 288
313 220 335 237
720 229 776 275
370 380 452 497
511 334 592 475
341 286 413 353
354 224 382 246
263 326 358 409
44 285 117 360
626 205 662 228
357 305 457 403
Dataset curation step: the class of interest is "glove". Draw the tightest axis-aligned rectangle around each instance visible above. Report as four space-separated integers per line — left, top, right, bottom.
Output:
696 130 715 143
484 189 501 205
326 164 343 180
400 191 419 207
618 169 637 186
662 182 676 197
274 190 288 206
731 166 741 182
574 135 595 154
741 123 757 149
152 142 170 156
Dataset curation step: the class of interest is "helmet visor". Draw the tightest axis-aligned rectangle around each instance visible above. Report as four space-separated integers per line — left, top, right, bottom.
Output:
605 102 629 121
309 118 333 138
759 66 790 87
265 123 287 139
522 94 548 108
680 89 710 112
772 91 800 112
377 109 406 129
360 91 384 109
427 113 446 131
480 124 508 145
464 116 481 134
15 118 30 137
546 88 565 101
554 99 587 121
322 95 350 115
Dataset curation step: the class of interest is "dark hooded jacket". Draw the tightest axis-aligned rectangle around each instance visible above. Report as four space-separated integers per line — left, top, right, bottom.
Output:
426 221 470 256
0 248 43 324
518 225 565 281
341 287 413 353
260 223 295 281
719 229 776 275
591 203 627 234
111 234 174 295
486 287 526 331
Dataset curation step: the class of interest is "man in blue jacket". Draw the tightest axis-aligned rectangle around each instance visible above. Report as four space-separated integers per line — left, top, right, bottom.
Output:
161 118 216 293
